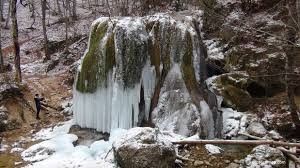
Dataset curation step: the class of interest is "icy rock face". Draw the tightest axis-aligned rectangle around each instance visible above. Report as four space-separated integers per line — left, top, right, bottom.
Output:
241 145 286 168
73 11 214 135
112 127 176 168
152 64 200 137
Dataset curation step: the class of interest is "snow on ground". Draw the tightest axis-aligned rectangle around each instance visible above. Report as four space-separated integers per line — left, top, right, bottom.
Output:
222 107 248 138
23 122 128 168
22 119 189 168
205 144 223 154
21 118 130 168
32 120 74 141
204 39 224 60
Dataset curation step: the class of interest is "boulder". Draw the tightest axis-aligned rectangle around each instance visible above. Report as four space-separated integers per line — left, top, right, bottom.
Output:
246 122 267 138
0 83 22 101
206 72 252 111
113 127 176 168
0 106 8 132
241 145 286 168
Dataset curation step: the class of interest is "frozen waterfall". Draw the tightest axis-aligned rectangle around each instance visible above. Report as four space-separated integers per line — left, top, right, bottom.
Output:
73 12 219 137
73 63 156 132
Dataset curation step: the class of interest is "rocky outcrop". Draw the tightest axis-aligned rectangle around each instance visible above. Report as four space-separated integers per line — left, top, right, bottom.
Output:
113 127 176 168
152 64 200 137
241 145 286 168
246 122 267 138
0 83 22 101
206 73 252 111
73 11 220 138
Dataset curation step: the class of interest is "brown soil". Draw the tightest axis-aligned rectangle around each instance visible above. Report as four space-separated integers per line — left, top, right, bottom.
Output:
180 145 254 168
0 69 72 167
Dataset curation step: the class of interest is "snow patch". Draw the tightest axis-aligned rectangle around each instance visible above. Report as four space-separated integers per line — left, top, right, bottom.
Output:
33 120 74 141
205 144 223 154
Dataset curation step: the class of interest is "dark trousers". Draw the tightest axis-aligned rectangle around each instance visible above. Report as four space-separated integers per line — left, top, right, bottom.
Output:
36 106 41 119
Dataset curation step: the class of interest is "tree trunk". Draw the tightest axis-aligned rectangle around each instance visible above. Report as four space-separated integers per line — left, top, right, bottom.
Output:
0 22 3 71
41 0 50 60
285 0 300 131
72 0 77 20
56 0 62 17
5 0 11 29
172 139 300 148
0 0 4 21
64 0 69 53
11 0 21 82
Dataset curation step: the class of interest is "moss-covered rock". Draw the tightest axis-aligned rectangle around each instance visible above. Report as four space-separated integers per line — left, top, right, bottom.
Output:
76 20 109 93
208 72 253 111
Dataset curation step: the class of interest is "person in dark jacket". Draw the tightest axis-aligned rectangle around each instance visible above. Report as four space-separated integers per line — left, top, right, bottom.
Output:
34 94 44 119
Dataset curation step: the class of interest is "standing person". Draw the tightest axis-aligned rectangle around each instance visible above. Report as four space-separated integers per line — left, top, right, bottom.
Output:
34 94 44 119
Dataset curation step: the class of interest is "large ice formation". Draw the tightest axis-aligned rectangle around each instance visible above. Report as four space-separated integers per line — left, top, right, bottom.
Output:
73 12 217 137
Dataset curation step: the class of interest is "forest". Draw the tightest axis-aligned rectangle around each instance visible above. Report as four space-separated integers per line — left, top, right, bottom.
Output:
0 0 300 168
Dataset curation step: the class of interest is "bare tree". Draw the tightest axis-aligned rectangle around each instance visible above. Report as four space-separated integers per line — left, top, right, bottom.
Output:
27 0 36 29
56 0 62 17
284 0 300 130
41 0 50 60
5 0 11 29
64 0 70 53
72 0 77 20
11 0 21 82
0 0 4 21
0 23 3 71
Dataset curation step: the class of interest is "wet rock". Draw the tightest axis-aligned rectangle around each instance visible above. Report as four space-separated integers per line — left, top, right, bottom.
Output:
69 125 108 145
241 145 286 168
113 127 176 168
247 122 267 137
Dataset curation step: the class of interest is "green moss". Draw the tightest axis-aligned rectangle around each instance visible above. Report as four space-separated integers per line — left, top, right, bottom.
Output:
121 33 148 88
218 73 248 89
76 21 109 93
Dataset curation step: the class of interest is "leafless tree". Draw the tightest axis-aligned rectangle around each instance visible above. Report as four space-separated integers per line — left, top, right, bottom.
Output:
5 0 12 29
0 23 3 71
11 0 21 82
0 0 5 21
72 0 77 20
41 0 50 60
